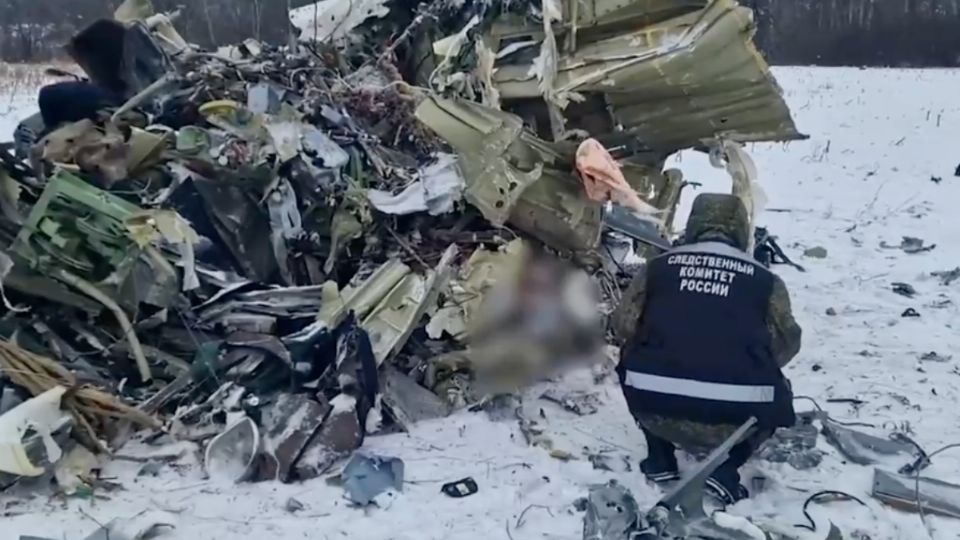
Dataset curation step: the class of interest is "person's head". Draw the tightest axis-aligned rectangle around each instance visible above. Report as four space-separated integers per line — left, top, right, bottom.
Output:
683 193 750 250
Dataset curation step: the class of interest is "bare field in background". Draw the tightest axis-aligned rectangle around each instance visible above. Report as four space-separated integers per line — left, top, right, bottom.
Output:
0 63 54 96
0 62 71 125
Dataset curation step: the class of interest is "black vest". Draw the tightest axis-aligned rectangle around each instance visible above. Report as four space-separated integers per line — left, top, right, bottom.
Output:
619 241 795 429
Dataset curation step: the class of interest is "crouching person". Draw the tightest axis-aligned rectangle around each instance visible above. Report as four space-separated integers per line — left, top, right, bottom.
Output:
611 193 802 504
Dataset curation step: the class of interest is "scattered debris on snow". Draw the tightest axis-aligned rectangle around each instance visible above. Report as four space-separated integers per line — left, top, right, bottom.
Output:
3 1 960 539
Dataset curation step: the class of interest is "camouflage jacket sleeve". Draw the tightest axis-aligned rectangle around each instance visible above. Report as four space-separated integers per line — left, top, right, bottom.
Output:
768 275 802 368
611 265 648 347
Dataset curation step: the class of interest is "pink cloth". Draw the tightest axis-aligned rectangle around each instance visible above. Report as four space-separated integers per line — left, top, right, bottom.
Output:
575 138 646 211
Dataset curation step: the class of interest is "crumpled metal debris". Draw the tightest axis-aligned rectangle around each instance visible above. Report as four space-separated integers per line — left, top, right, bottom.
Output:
588 453 633 473
204 416 260 483
932 267 960 286
872 468 960 519
341 453 404 507
80 511 175 540
416 96 606 253
580 481 641 540
367 154 465 216
489 0 803 151
295 394 363 480
540 389 601 416
757 413 823 470
248 84 284 115
881 236 936 254
0 0 803 496
382 366 451 429
302 128 350 168
821 419 920 466
257 394 331 482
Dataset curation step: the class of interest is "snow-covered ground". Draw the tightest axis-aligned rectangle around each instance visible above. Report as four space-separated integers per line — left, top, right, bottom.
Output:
0 94 34 140
5 67 960 540
0 65 43 140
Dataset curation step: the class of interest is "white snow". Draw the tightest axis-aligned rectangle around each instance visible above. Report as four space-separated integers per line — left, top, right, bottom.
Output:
0 66 42 140
5 66 960 539
0 94 35 141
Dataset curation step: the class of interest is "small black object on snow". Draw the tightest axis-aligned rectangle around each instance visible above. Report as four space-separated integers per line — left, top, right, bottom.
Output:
441 477 479 498
891 282 916 298
754 227 806 272
920 352 952 363
901 308 921 318
825 398 865 406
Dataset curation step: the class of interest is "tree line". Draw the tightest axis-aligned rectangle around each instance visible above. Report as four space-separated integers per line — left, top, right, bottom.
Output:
0 0 309 62
2 0 960 67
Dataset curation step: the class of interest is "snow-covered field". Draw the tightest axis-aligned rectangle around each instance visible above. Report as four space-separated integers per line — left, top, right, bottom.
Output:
0 65 44 140
4 66 960 540
0 92 35 140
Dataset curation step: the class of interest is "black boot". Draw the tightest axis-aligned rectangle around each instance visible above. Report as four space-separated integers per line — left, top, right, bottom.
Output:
640 428 680 483
640 457 680 483
705 465 749 505
703 431 767 505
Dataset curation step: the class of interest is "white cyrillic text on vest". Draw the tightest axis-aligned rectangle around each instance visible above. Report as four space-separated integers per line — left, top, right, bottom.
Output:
667 253 754 298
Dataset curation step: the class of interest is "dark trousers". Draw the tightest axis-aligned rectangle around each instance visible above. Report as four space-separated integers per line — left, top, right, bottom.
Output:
38 81 119 128
641 426 772 486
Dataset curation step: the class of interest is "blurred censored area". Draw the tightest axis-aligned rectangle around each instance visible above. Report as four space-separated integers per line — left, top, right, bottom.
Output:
462 244 605 394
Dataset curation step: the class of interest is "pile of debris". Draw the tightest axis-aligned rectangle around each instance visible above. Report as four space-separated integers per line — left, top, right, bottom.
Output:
0 0 802 492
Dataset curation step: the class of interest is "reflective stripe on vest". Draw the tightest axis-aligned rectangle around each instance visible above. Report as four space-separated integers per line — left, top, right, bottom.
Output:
624 371 776 403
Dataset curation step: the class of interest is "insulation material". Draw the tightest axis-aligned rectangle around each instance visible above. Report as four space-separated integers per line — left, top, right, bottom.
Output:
0 387 70 477
291 0 391 43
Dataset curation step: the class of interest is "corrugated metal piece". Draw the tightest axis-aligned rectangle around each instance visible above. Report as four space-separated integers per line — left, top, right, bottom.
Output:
493 0 804 154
